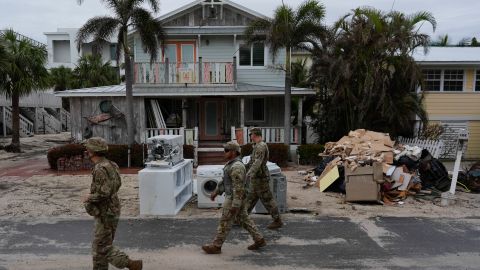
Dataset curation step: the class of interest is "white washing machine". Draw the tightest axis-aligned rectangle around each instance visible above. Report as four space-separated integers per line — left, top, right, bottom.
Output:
197 165 225 208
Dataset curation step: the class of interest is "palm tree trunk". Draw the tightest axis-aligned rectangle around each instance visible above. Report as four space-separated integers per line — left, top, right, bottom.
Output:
284 47 292 147
9 92 21 152
125 53 134 146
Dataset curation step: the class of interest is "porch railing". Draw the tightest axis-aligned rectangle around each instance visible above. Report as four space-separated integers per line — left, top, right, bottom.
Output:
231 126 300 145
134 59 234 85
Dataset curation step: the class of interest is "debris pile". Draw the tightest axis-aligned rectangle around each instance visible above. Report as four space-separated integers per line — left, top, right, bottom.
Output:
302 129 454 205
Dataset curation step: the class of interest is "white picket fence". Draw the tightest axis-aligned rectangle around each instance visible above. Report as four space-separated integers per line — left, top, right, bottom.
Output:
397 136 444 159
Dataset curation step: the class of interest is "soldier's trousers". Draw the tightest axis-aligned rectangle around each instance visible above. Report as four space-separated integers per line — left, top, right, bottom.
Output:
92 215 130 270
245 179 281 220
213 196 263 247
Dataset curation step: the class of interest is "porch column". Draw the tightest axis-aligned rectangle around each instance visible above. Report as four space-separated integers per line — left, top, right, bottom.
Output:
240 97 245 127
182 98 188 128
297 97 303 145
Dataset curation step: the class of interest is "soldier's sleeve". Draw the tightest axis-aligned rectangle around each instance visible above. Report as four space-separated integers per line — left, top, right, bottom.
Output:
86 168 113 203
246 144 266 178
245 150 254 171
231 163 246 208
215 180 225 195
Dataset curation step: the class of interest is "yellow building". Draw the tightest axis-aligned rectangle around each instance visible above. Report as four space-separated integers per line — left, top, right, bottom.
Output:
415 47 480 160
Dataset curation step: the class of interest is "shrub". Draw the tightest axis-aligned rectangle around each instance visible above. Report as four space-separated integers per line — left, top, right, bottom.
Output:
47 143 146 169
297 144 324 165
47 144 85 169
240 143 289 167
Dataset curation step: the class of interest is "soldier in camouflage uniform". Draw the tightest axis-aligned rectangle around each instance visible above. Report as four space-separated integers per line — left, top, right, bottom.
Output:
202 141 266 254
244 128 283 229
82 137 143 270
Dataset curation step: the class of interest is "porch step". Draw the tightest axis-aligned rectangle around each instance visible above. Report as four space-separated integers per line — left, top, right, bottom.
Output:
198 151 225 165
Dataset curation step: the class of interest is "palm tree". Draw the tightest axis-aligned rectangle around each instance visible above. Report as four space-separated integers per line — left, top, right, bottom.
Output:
50 66 75 91
244 0 326 146
76 0 165 158
0 29 50 152
73 54 119 88
431 34 450 46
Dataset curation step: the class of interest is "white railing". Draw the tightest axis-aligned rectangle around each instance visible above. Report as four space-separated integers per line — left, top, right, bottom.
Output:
397 136 444 159
134 61 234 84
3 106 34 137
231 126 300 145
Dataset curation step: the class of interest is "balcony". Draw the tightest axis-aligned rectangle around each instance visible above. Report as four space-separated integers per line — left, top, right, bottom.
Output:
134 58 235 85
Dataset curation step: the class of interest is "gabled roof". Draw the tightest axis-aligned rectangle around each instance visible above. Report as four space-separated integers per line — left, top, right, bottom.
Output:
158 0 269 22
413 47 480 64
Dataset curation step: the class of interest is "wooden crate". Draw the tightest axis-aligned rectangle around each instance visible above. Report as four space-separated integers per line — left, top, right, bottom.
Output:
345 162 383 202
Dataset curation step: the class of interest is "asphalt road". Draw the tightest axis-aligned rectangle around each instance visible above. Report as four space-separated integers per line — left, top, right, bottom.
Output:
1 216 480 269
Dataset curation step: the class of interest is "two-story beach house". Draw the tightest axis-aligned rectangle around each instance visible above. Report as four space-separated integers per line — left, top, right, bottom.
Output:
55 0 315 163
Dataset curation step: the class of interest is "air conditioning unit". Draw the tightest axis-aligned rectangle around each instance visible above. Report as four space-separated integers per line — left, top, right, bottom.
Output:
145 135 184 168
252 173 288 214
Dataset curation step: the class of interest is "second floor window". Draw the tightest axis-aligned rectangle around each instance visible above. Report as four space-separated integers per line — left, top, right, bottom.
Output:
110 44 117 61
476 70 480 91
443 69 464 91
421 69 464 92
239 43 265 67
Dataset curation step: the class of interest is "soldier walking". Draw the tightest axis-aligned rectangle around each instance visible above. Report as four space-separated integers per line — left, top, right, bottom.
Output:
82 137 143 270
245 128 283 229
202 141 266 254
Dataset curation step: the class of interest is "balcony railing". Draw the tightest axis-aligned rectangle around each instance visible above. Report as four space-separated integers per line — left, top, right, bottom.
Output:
134 58 235 85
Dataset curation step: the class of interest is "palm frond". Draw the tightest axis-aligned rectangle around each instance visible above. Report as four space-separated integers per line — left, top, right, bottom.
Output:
76 16 119 52
131 7 163 62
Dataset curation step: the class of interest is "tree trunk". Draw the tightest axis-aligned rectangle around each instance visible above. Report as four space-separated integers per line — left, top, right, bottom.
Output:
9 93 21 152
284 47 291 147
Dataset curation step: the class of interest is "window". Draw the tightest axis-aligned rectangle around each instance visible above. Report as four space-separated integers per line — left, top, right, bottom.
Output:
239 43 265 67
247 98 265 121
476 70 480 91
443 69 464 91
110 44 117 60
421 69 464 92
422 69 441 91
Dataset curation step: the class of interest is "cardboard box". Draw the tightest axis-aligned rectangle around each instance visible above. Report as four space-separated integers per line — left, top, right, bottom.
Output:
345 162 382 202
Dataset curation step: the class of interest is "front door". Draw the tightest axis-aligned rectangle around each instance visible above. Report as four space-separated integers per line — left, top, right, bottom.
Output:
199 99 223 141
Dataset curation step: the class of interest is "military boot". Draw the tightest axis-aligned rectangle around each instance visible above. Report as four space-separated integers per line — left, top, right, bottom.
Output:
127 259 143 270
267 218 283 230
248 238 266 250
202 244 222 254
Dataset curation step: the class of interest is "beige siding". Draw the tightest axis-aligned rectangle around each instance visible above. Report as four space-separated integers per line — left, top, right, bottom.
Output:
467 121 480 159
423 92 480 117
465 69 475 91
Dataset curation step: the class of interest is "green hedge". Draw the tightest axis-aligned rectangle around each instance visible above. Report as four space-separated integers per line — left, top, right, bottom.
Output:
297 144 324 165
240 143 289 167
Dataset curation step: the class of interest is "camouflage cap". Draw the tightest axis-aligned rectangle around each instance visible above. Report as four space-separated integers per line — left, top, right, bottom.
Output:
223 141 241 153
249 127 262 136
82 137 108 153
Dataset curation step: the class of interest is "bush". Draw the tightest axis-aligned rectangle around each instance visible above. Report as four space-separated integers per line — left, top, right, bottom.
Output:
297 144 324 165
48 144 86 169
240 143 289 167
47 143 146 169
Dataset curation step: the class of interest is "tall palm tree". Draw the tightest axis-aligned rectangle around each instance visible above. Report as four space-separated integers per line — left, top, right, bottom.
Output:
50 66 75 91
0 29 50 152
76 0 165 154
244 0 326 146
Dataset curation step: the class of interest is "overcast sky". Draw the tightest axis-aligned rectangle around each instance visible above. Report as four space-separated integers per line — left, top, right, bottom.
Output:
1 0 479 44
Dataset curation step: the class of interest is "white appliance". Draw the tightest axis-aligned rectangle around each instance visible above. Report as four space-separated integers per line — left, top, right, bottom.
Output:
241 156 281 175
139 159 193 215
145 135 184 168
197 165 225 208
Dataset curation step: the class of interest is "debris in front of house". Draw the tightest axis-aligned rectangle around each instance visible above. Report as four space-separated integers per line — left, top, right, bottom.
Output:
315 129 460 206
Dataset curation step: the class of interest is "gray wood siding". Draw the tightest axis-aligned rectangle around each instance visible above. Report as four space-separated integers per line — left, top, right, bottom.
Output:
244 96 284 126
163 6 255 27
69 96 145 144
200 36 235 62
237 48 286 86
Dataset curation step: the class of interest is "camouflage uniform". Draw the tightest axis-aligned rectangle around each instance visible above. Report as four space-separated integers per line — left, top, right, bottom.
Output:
211 156 264 247
83 138 131 270
245 138 281 221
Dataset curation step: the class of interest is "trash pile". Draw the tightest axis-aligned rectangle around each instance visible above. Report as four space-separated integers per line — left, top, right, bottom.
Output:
304 129 454 205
